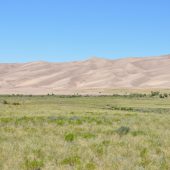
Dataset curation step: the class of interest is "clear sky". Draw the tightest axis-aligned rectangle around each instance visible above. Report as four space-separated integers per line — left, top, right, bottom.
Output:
0 0 169 62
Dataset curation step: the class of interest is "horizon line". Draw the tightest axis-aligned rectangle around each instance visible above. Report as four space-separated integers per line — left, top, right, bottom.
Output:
0 54 170 64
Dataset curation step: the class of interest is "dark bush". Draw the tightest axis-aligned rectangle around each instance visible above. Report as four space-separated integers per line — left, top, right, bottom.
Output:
151 91 160 97
163 93 168 98
12 102 21 105
116 126 130 136
2 100 8 104
159 94 164 98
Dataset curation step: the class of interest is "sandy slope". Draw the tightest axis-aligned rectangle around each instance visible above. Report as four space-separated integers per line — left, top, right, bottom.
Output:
0 55 170 94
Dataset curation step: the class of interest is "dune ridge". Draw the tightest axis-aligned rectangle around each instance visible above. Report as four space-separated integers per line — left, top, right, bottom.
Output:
0 55 170 94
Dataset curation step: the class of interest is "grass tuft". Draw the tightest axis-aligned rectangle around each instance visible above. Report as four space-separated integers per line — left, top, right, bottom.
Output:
81 132 96 139
131 130 146 136
85 162 96 170
24 159 44 170
61 155 81 166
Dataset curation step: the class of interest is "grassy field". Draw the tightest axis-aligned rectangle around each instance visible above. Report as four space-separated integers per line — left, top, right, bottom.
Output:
0 94 170 170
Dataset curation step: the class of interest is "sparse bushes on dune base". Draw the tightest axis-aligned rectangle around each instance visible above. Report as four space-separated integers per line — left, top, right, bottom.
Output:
159 93 168 98
104 104 170 113
1 100 21 105
0 90 170 99
150 91 169 98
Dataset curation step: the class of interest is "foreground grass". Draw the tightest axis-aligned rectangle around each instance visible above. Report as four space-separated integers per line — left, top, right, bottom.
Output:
0 95 170 170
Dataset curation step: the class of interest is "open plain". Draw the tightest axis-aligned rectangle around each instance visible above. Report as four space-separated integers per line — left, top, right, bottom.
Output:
0 94 170 170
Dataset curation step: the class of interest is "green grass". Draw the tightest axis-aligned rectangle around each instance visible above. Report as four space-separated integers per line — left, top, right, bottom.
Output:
0 95 170 169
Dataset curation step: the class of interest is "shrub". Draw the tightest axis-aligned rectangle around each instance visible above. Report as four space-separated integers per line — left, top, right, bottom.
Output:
2 100 8 104
159 94 164 98
151 91 160 97
163 93 168 98
65 133 75 142
116 126 130 136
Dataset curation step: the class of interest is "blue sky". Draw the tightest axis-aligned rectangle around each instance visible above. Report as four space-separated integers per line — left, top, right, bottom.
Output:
0 0 169 62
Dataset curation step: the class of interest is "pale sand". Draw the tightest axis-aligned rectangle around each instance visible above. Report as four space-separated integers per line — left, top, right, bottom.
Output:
0 55 170 94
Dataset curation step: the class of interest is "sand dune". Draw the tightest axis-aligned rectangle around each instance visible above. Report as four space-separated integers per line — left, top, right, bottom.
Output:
0 55 170 94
